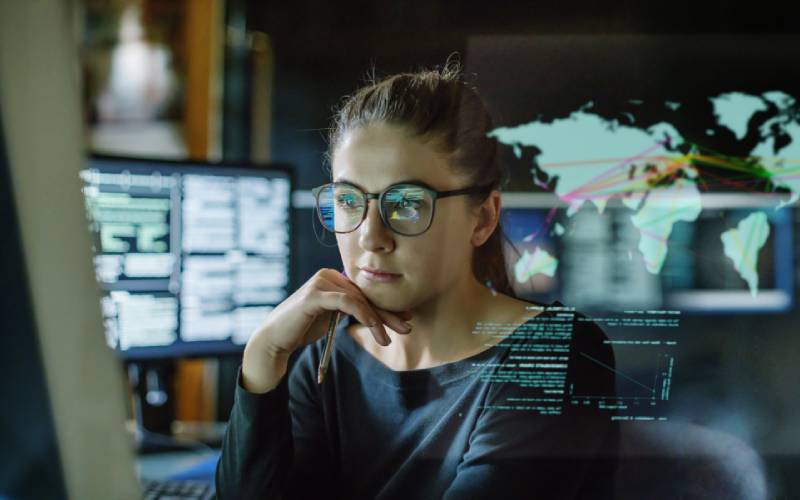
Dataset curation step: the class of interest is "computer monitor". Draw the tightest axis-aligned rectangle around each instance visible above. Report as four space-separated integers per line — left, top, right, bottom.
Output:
501 194 795 314
80 155 294 359
1 2 141 496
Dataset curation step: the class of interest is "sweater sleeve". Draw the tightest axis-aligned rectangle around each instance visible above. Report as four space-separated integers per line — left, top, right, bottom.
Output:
215 345 337 499
442 316 619 500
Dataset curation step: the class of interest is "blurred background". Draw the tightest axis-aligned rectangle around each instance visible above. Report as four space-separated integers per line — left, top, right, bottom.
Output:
3 0 800 498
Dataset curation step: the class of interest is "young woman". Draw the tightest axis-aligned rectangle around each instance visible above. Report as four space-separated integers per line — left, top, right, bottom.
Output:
216 62 619 499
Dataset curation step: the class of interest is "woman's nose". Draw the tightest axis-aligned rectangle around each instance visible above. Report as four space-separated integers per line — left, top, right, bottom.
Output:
358 199 395 250
361 199 390 233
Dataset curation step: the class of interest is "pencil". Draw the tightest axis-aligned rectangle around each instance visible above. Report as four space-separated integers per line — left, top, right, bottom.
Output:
317 309 342 384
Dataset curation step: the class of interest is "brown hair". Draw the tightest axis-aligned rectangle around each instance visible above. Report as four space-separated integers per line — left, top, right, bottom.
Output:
325 58 518 299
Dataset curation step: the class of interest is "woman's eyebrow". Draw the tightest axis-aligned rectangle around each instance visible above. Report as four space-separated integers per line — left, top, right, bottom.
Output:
332 177 365 190
333 177 432 192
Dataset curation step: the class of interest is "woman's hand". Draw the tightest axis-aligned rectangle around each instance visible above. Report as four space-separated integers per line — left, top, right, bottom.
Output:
241 268 413 393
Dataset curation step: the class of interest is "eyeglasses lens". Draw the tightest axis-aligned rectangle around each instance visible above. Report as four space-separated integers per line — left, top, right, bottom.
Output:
316 183 433 235
382 185 432 235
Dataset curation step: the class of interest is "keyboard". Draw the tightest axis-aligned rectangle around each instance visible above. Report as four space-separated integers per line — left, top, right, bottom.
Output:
141 479 215 499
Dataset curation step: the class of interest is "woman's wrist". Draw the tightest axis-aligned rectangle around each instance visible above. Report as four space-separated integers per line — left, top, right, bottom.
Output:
241 342 291 394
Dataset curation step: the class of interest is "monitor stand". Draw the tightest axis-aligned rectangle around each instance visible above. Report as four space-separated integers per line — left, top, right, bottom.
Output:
128 361 206 454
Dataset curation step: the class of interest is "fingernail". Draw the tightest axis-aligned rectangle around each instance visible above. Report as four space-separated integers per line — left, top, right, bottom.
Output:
371 326 390 345
399 322 412 333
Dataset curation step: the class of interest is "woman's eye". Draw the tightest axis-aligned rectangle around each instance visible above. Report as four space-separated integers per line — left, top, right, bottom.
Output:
335 196 360 208
398 198 420 209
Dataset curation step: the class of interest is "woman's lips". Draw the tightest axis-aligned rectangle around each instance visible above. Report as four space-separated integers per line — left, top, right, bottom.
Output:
361 268 402 282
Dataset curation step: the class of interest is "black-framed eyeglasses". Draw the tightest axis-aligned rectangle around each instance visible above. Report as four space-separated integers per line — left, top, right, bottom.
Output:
311 180 494 236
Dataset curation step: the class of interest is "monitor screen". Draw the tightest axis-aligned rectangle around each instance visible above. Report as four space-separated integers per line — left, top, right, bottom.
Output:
80 155 293 359
502 194 795 314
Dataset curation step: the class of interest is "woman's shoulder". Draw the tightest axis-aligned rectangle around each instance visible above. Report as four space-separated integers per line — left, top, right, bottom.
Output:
486 293 548 324
491 294 613 367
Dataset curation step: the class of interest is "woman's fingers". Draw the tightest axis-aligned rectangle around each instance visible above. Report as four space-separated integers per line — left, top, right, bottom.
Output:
317 290 392 346
394 309 414 322
374 309 412 335
324 270 413 335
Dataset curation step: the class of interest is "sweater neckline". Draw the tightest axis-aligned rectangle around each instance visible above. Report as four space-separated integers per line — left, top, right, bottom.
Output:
335 298 560 389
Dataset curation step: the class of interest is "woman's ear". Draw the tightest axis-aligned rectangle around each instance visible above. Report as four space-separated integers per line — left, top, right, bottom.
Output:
471 191 501 247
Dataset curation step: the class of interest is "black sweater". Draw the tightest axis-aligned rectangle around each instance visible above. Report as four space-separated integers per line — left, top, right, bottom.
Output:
215 300 619 499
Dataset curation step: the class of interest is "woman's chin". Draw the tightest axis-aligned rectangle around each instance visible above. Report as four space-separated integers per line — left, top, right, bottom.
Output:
360 287 410 312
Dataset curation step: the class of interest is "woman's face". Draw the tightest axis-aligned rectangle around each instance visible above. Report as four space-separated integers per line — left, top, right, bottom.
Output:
331 121 482 313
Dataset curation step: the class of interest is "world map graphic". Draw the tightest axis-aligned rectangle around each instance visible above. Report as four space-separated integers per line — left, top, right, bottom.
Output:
489 91 800 297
